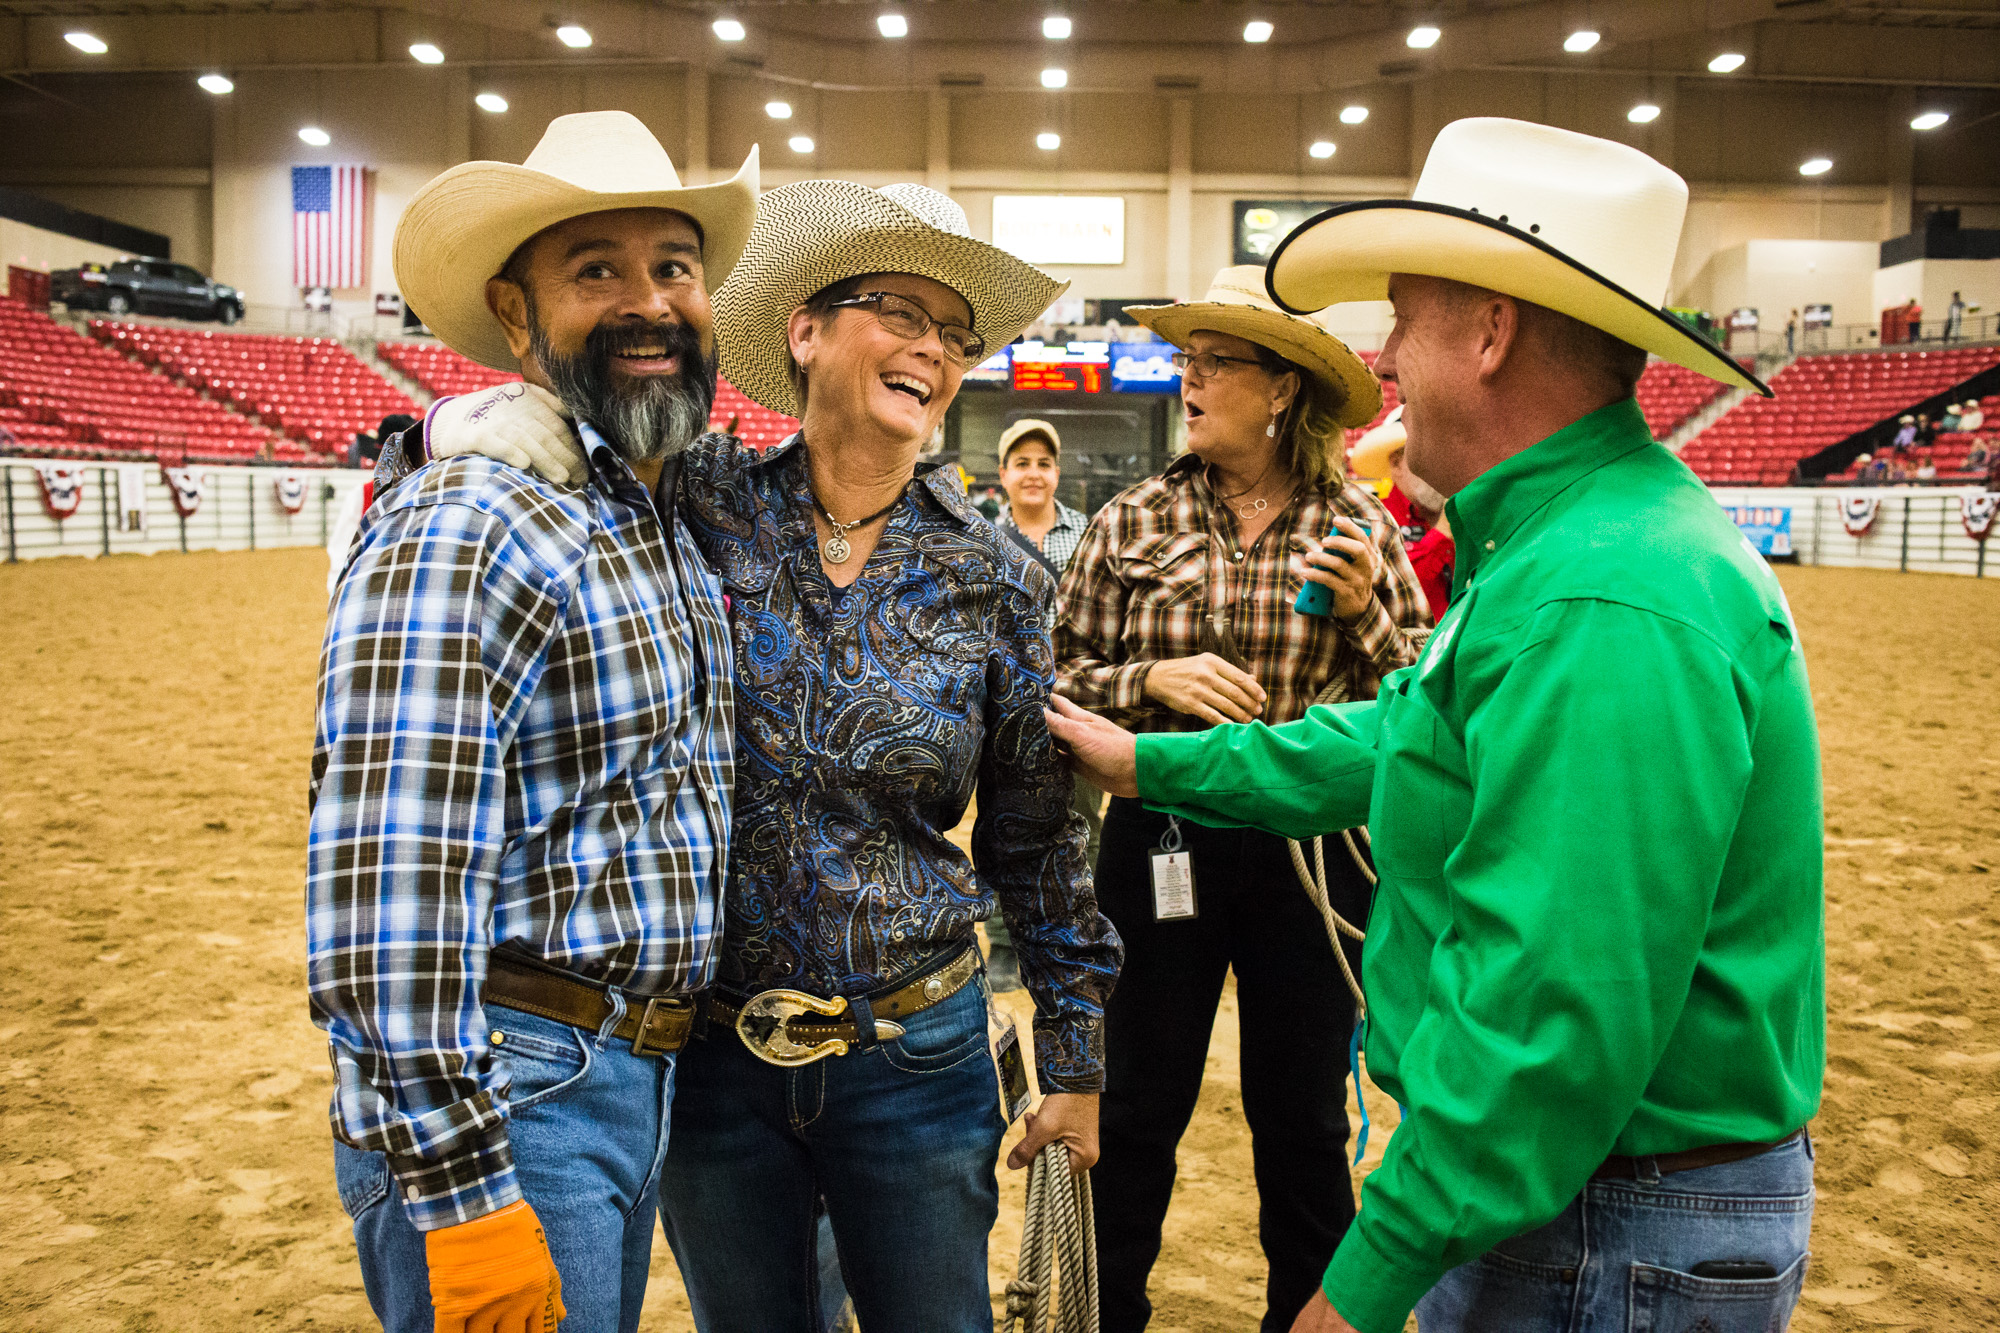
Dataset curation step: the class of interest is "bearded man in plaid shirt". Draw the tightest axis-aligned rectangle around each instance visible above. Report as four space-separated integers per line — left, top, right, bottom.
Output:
307 114 757 1333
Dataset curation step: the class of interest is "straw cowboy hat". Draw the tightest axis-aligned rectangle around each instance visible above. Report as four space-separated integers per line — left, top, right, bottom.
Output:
715 180 1067 418
395 111 760 372
1347 406 1406 482
1125 267 1383 429
1264 117 1770 397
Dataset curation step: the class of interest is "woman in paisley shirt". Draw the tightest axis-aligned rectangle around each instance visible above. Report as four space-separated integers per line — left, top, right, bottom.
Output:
423 181 1121 1333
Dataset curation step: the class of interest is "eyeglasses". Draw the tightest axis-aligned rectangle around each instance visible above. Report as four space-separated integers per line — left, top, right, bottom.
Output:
829 291 986 366
1170 350 1265 379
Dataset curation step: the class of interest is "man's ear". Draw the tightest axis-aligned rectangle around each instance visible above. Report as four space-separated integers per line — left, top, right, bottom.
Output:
1473 294 1523 383
487 277 535 362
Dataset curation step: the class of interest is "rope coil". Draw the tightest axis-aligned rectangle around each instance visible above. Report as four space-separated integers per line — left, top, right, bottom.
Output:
1004 1142 1099 1333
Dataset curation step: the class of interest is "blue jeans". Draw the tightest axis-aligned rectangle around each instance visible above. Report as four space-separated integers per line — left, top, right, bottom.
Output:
1417 1133 1814 1332
658 972 1007 1333
332 1002 676 1333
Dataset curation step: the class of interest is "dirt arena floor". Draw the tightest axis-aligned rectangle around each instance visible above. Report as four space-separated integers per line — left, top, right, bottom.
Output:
1 547 1994 1332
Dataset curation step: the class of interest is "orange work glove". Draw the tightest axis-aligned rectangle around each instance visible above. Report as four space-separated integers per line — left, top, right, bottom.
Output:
424 1199 566 1333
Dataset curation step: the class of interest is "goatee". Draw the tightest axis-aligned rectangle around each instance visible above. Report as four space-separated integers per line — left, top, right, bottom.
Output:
528 307 717 463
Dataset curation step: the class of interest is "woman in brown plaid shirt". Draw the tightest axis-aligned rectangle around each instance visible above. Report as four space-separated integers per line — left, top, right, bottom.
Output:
1052 267 1431 1333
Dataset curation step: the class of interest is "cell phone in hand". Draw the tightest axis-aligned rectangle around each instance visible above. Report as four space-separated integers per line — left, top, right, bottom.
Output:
1294 521 1371 618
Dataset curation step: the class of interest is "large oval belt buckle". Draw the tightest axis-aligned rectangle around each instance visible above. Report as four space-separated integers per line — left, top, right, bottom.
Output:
736 989 852 1067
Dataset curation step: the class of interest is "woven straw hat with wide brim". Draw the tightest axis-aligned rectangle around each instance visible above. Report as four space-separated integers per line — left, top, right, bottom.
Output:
1125 267 1383 429
395 111 759 372
1347 406 1406 482
1265 117 1769 397
715 180 1067 419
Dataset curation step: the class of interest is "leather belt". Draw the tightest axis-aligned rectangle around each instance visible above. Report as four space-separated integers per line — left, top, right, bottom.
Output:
1592 1129 1805 1181
485 950 694 1058
705 947 981 1067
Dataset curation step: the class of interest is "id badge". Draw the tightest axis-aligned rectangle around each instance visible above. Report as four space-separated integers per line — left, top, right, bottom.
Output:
991 1007 1033 1124
1149 815 1197 920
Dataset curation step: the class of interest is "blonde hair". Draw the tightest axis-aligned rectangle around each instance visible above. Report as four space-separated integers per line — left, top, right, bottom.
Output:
1256 349 1351 488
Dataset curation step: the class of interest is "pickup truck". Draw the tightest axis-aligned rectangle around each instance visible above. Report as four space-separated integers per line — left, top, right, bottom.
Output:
50 259 245 324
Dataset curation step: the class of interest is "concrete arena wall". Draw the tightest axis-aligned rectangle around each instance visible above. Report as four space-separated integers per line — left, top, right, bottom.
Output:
1708 486 1995 578
0 458 369 563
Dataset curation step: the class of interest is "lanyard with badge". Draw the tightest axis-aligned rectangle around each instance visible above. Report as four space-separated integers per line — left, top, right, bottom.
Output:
1150 814 1199 920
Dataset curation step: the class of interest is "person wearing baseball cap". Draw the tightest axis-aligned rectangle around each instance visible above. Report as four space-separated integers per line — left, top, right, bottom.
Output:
1050 118 1821 1333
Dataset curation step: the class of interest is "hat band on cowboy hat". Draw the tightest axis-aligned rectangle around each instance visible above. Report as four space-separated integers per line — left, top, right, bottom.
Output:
394 110 759 373
714 180 1067 420
1263 117 1769 398
1125 265 1382 430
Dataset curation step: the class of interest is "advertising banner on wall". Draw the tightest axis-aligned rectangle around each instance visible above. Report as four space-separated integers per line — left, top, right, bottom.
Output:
1233 201 1338 265
1728 504 1793 556
1110 342 1182 393
991 197 1125 265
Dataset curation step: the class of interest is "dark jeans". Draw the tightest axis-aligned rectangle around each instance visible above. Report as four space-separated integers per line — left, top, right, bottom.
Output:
657 973 1005 1333
1093 797 1370 1333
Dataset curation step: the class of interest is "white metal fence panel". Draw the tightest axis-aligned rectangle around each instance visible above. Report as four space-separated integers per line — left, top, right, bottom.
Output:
1707 486 1992 578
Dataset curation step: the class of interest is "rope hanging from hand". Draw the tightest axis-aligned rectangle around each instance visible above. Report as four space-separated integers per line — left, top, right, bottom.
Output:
1004 1142 1099 1333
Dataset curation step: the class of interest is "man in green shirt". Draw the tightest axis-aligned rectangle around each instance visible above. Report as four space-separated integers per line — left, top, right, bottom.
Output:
1047 118 1824 1333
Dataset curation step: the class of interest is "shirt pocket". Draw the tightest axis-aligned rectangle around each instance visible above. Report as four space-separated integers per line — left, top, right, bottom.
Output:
1371 679 1465 883
1119 532 1209 614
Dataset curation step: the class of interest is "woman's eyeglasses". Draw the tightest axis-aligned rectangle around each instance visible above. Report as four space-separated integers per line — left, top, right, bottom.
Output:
1171 351 1265 379
829 292 986 367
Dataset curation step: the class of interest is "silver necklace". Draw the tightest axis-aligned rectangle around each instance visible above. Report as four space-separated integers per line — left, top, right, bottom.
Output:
810 491 902 564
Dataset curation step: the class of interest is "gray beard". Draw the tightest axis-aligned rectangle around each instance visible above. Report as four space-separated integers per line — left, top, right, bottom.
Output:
525 312 715 465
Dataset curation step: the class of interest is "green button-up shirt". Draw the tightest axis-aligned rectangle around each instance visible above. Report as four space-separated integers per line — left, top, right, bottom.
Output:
1136 397 1825 1333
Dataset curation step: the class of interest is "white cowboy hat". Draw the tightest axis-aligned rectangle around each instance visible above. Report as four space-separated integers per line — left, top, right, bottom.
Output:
395 111 759 372
1264 118 1770 397
1125 267 1382 429
714 181 1066 418
1347 406 1406 481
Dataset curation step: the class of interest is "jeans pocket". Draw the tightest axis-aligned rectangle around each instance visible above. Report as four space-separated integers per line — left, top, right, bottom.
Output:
488 1009 593 1111
880 986 989 1074
332 1140 392 1219
1627 1252 1809 1333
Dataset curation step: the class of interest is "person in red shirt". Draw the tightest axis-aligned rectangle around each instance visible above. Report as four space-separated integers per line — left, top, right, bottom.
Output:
1349 407 1455 617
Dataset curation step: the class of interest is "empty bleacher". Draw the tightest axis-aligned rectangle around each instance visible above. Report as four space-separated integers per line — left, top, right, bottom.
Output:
1635 361 1730 440
1679 346 2000 486
95 322 418 458
1 297 288 464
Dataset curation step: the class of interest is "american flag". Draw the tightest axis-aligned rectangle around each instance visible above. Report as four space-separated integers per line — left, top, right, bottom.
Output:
292 164 368 289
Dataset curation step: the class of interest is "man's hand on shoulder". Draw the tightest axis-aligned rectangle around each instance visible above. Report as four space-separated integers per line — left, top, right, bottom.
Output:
430 383 586 486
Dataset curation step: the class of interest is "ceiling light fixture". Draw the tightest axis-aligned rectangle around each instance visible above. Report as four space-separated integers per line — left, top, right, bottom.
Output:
766 100 793 119
1044 16 1071 39
1407 26 1441 49
299 126 331 147
1910 111 1949 131
476 93 508 113
557 25 593 47
1243 20 1274 42
789 135 815 153
65 31 108 54
409 43 444 64
1037 131 1061 150
1340 105 1368 125
1799 157 1832 176
1628 103 1661 124
1563 30 1600 53
878 14 908 38
198 74 234 95
1041 68 1068 88
711 18 744 41
1308 141 1336 159
1708 52 1745 73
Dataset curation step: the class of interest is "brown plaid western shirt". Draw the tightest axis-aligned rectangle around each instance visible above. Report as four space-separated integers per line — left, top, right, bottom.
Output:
1054 454 1432 732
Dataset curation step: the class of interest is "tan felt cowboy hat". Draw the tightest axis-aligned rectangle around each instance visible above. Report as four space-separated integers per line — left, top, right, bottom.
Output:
714 180 1067 418
1124 267 1384 429
1265 117 1770 397
395 111 760 372
1347 406 1406 482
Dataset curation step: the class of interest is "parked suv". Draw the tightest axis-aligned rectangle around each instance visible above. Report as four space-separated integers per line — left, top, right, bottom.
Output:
51 259 245 324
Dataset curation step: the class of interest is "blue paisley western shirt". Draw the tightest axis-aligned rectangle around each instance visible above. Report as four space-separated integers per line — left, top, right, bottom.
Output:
679 432 1121 1091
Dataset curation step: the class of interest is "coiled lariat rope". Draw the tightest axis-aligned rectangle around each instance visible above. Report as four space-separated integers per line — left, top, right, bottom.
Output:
1288 828 1371 1014
1004 1142 1099 1333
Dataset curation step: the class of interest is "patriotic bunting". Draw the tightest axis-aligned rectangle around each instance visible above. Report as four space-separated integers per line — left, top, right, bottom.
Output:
275 471 309 515
1962 493 1998 542
162 466 206 518
1840 495 1880 537
34 465 85 521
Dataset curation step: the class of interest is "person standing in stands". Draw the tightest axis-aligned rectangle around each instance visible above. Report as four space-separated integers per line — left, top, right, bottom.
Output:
1785 308 1797 355
311 112 758 1332
1049 117 1821 1333
1347 407 1454 618
1055 266 1430 1333
1946 290 1966 340
989 417 1100 990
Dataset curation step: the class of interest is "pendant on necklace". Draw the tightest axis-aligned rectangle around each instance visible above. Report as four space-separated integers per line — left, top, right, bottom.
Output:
823 533 853 564
1239 497 1268 518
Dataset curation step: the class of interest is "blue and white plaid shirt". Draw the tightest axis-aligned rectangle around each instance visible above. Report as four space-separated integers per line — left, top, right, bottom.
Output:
308 425 733 1230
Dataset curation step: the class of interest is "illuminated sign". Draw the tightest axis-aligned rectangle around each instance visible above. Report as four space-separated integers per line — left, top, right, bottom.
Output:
963 345 1012 386
1233 200 1338 266
992 196 1126 266
1111 341 1180 393
1010 341 1109 392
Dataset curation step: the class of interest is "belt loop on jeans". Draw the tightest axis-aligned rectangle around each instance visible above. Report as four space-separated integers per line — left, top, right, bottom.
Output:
848 993 881 1053
596 988 628 1052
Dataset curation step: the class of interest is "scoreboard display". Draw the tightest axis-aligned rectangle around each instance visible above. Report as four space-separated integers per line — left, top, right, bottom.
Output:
1011 359 1106 392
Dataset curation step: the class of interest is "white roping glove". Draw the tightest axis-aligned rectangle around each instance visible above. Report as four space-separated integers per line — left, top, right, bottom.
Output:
428 382 588 486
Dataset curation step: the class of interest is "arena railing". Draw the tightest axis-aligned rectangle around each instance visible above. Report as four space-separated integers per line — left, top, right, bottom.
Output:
1717 314 1999 358
1706 485 1995 579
